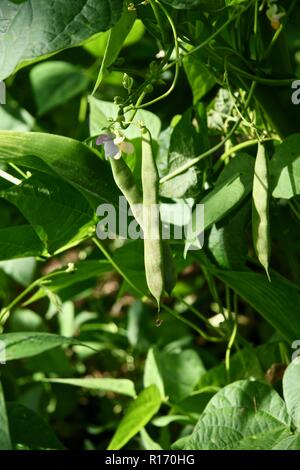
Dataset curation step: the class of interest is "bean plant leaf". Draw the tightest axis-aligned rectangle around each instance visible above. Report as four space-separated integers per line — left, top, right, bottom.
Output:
185 154 254 253
184 52 216 103
196 347 264 390
1 172 95 254
140 428 162 451
144 348 205 403
0 101 34 131
214 269 300 342
0 225 45 261
159 109 206 199
23 260 112 306
207 200 250 270
283 360 300 431
0 131 120 208
0 257 36 287
271 134 300 199
92 6 136 94
0 0 124 80
173 380 291 450
0 381 12 450
30 61 89 116
272 434 300 450
107 385 162 450
4 173 94 252
46 378 136 398
7 403 64 450
0 332 83 361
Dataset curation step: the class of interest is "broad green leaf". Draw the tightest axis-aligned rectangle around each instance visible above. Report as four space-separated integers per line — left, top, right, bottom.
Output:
214 269 300 343
140 428 162 451
144 347 205 403
152 414 192 427
159 109 205 199
283 360 300 430
0 382 12 450
23 260 112 305
184 53 216 103
84 20 145 57
173 380 291 450
92 6 136 94
185 154 254 253
271 134 300 199
7 403 63 450
0 131 119 208
161 0 224 10
0 101 34 131
256 341 286 373
46 378 136 398
196 347 264 390
0 257 36 286
1 172 95 254
207 201 250 269
173 390 216 420
0 332 82 361
9 309 46 333
30 61 89 115
0 0 124 80
113 240 148 296
0 225 45 261
144 348 165 399
108 385 162 450
272 433 300 450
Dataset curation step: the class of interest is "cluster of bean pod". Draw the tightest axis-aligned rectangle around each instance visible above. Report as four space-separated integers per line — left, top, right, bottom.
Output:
110 126 177 309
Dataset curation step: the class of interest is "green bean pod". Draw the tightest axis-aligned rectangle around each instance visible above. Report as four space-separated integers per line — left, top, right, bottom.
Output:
141 127 165 308
252 142 271 280
110 158 143 226
110 135 177 304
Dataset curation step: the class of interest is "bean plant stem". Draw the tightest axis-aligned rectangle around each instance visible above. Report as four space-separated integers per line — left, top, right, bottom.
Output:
160 81 257 184
92 238 146 298
134 0 180 109
0 267 76 325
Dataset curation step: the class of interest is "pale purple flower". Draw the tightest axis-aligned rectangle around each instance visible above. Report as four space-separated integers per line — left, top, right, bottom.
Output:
96 132 134 160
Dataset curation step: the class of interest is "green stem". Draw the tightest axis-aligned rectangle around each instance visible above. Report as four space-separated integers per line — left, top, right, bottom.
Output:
92 238 146 298
8 163 28 179
160 81 257 184
225 315 238 383
0 266 77 325
135 1 180 109
213 137 280 172
206 47 293 86
175 294 224 337
162 304 223 343
149 0 168 47
185 5 251 58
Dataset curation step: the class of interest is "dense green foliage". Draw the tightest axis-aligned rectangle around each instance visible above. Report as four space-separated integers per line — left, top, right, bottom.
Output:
0 0 300 450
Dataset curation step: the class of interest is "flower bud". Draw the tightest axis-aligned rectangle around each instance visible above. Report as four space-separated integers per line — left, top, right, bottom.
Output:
123 73 134 91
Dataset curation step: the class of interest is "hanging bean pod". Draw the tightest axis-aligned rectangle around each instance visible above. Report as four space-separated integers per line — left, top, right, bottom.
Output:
252 142 271 280
141 126 165 309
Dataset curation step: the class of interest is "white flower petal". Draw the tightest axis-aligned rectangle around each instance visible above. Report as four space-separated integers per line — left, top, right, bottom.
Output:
114 136 125 145
113 151 122 160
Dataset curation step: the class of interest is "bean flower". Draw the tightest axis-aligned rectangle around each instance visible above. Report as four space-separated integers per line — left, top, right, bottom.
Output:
96 132 134 160
266 3 285 30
